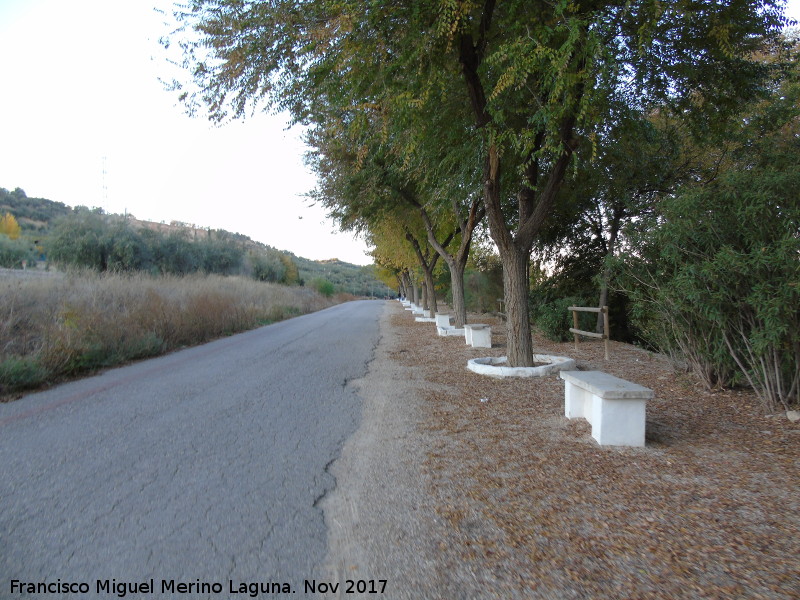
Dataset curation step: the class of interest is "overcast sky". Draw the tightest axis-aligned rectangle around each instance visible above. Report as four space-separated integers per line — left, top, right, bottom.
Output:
0 0 374 264
1 1 798 266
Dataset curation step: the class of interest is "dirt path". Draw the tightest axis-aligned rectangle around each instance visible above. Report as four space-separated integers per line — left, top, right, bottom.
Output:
320 302 465 598
323 301 799 599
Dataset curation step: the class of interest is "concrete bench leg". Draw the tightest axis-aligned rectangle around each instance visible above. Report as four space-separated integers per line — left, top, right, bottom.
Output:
471 327 492 348
592 397 646 447
464 324 490 346
564 380 592 419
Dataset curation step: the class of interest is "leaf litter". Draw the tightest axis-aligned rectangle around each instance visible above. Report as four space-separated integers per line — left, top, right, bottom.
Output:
387 303 799 599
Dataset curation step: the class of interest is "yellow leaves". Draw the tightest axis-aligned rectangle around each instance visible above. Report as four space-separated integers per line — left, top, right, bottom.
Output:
435 0 478 45
487 17 591 111
355 143 369 169
709 22 735 59
0 212 21 240
490 69 517 103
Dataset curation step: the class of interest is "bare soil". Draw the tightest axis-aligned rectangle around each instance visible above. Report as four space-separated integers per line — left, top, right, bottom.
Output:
326 301 799 599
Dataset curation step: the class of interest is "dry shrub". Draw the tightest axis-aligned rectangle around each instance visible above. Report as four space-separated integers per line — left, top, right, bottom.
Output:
0 270 337 396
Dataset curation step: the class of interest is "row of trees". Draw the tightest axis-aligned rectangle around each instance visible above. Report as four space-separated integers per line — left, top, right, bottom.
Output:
43 208 307 283
47 209 248 276
0 195 389 296
168 1 799 410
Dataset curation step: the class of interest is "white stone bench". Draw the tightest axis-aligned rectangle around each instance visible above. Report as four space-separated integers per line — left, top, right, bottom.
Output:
559 371 653 447
464 323 492 348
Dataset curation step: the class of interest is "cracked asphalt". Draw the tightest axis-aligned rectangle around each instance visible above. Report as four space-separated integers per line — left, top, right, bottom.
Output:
0 299 384 598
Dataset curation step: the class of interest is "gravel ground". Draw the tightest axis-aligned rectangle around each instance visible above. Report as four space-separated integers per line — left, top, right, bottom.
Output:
323 301 799 599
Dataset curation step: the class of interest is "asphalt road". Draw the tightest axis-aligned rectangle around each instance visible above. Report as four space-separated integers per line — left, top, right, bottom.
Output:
0 299 384 599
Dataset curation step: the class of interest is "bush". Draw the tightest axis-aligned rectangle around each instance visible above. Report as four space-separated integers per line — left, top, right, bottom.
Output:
532 296 595 342
614 134 800 410
311 278 335 297
250 250 287 282
0 356 49 394
462 250 504 313
46 211 245 275
0 235 37 268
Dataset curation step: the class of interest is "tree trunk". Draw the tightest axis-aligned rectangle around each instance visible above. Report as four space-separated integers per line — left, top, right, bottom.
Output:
596 214 621 333
411 278 420 305
409 193 483 328
424 269 438 314
596 278 609 334
421 280 428 310
447 257 468 328
396 275 406 299
500 245 534 367
402 271 412 301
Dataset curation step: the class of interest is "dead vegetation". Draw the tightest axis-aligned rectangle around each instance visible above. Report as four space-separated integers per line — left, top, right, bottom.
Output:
389 303 799 599
0 270 339 398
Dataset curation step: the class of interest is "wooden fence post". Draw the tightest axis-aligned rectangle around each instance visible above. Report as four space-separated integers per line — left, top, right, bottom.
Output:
572 309 580 350
567 305 611 360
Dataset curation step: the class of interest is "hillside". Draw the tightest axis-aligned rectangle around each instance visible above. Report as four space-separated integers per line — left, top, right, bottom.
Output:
0 187 71 231
0 187 384 295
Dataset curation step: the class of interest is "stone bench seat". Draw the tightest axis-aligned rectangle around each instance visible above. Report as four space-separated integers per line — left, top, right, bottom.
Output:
559 371 653 447
437 326 465 337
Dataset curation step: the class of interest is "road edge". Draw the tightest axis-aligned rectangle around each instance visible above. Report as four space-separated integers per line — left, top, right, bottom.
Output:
318 302 447 599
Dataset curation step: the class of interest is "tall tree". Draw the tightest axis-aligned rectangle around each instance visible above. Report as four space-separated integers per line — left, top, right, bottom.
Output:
432 0 788 365
0 213 21 240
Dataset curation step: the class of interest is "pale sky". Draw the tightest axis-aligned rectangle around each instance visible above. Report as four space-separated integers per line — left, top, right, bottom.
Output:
1 1 798 266
0 0 373 264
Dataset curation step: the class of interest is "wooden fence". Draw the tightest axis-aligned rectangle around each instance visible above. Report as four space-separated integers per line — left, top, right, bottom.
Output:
568 305 610 360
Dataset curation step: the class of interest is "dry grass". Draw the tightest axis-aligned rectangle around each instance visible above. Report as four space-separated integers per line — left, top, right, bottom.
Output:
0 270 337 398
390 303 799 599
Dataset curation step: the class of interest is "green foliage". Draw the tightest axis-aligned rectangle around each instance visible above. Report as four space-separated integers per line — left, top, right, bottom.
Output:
293 257 385 296
462 267 503 313
166 0 789 368
311 278 335 297
0 356 49 393
46 210 110 270
0 236 37 268
46 211 246 276
531 296 595 343
615 114 800 409
249 250 288 283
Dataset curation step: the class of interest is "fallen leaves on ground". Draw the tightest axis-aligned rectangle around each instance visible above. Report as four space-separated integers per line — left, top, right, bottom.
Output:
389 304 799 599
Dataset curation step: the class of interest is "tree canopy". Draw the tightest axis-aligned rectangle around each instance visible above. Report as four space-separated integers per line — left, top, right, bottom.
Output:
166 1 798 406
